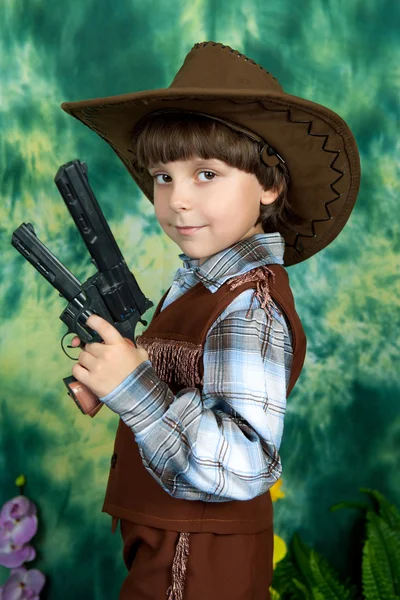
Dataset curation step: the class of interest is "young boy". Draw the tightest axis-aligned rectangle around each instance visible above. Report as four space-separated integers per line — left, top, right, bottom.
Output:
63 41 360 599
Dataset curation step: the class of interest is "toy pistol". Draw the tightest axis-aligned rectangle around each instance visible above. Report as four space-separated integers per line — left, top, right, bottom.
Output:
11 159 154 417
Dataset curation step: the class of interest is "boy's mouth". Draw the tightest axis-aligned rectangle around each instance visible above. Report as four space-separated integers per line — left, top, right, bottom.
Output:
176 226 206 235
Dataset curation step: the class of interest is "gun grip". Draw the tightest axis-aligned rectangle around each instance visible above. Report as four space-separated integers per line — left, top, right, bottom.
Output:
63 376 103 418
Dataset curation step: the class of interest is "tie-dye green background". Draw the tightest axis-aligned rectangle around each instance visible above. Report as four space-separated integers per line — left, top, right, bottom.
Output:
1 0 399 597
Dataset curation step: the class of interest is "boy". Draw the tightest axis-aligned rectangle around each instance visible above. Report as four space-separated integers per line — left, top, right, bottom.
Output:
63 41 360 599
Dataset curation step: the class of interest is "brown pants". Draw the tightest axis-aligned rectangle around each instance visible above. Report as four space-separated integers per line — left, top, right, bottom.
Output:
117 519 273 600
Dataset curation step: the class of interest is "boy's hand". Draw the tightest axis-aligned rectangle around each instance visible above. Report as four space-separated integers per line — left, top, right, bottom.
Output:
70 314 149 399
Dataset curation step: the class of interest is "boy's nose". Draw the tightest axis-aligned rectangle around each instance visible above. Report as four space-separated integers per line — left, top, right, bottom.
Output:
168 187 193 210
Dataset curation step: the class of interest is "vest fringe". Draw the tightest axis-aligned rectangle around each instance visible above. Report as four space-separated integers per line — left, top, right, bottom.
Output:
137 266 275 389
227 265 276 320
136 336 203 387
166 532 190 599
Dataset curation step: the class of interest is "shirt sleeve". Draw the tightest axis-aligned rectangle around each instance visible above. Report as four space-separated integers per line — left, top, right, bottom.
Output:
100 290 293 502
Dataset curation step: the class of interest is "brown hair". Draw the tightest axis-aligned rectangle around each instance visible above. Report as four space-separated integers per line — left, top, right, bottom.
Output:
131 112 292 233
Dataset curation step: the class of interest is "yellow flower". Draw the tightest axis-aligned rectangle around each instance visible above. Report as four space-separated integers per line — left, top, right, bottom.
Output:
273 534 287 568
270 478 285 502
15 474 26 488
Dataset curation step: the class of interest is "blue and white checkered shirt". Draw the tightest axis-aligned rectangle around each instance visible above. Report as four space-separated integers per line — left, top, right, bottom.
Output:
100 232 293 502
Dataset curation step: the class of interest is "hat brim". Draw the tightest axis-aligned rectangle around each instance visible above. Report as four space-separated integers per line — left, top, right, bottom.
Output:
61 87 360 267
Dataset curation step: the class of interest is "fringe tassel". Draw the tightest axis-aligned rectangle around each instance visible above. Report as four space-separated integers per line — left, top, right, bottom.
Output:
136 336 203 387
227 265 276 320
166 532 190 599
137 266 275 388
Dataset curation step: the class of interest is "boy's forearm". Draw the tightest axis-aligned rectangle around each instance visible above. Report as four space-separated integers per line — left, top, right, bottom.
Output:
100 360 175 436
100 363 284 502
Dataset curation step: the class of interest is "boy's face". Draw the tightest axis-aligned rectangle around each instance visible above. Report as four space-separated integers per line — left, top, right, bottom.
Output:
148 157 278 266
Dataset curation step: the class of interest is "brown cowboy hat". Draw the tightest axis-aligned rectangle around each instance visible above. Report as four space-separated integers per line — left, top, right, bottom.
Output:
61 41 361 267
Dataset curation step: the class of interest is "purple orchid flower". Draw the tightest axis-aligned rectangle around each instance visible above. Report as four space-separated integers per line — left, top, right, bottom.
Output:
0 497 38 568
0 566 45 599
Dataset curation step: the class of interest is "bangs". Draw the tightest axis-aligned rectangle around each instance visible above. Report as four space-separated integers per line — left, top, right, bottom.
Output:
132 112 258 172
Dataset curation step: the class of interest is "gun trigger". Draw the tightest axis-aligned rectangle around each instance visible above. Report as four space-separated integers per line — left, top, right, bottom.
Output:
61 332 79 361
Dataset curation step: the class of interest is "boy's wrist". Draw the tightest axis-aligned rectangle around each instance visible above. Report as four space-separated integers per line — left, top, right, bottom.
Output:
99 359 153 405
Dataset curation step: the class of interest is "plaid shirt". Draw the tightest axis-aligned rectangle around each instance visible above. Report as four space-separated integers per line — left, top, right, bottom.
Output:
100 233 293 502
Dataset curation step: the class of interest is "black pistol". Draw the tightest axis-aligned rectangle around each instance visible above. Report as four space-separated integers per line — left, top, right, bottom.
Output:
11 159 153 417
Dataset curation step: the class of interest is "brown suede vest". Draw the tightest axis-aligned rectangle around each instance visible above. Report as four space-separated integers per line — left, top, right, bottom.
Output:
102 264 306 534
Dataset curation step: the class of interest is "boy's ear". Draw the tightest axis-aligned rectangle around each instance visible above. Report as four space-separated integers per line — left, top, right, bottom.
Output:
260 186 280 206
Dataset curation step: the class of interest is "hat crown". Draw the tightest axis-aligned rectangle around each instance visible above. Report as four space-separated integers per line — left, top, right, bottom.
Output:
169 41 284 94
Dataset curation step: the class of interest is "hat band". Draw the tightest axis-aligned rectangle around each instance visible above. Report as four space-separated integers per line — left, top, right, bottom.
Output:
135 109 285 168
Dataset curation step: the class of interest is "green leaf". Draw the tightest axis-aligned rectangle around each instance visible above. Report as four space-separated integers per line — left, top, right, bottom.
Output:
291 533 315 584
362 510 400 599
362 539 378 600
308 550 357 599
270 588 281 600
329 501 370 513
360 488 400 533
293 578 312 599
288 533 357 599
273 548 308 599
362 539 399 600
310 589 329 600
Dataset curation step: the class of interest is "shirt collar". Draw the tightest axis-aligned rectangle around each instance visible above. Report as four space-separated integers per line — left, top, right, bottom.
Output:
178 232 285 292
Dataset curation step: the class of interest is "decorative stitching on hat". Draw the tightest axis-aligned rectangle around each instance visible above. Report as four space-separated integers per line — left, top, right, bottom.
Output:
192 41 282 87
282 108 345 255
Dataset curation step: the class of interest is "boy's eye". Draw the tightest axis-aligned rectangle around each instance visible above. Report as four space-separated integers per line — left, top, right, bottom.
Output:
153 174 172 184
198 171 216 181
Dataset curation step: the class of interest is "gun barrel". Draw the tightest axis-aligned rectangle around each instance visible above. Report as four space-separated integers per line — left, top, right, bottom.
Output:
54 159 153 320
54 160 123 273
11 223 83 302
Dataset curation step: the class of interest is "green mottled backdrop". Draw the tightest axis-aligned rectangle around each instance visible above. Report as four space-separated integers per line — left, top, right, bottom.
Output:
1 0 399 597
